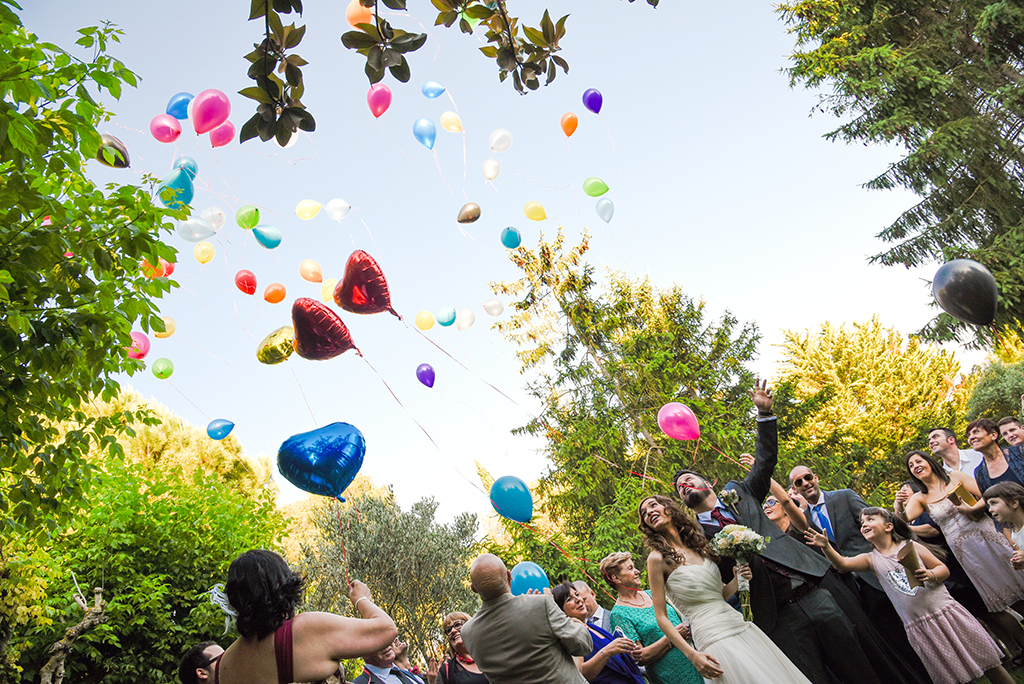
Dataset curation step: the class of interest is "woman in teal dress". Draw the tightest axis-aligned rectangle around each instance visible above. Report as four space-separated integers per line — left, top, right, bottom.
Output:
601 552 703 684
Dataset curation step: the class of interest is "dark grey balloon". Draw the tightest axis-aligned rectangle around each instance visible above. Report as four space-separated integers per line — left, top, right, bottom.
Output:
932 259 998 326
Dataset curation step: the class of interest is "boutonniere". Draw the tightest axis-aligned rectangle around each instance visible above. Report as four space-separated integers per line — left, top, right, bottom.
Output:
719 489 740 507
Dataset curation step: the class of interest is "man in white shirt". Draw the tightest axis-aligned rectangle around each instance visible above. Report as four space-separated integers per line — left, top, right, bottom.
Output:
929 427 983 474
573 580 611 632
354 640 425 684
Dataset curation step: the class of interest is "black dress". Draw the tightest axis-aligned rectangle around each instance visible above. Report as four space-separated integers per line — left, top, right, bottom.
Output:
436 657 490 684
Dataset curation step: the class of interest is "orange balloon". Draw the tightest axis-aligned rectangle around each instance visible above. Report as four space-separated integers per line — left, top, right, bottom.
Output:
346 0 373 28
264 283 287 304
142 259 165 279
560 112 578 137
299 259 323 283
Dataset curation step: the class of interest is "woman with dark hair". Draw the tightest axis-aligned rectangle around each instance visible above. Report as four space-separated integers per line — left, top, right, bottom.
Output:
436 611 489 684
210 549 397 684
551 581 644 684
639 495 812 684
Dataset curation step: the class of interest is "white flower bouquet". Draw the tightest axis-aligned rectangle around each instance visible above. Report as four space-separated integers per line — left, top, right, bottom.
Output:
710 524 769 621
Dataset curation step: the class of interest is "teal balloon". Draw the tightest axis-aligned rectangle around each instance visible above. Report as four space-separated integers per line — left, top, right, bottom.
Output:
422 81 445 98
158 168 194 210
277 422 366 501
413 118 436 150
490 475 533 522
500 226 522 249
174 156 199 180
207 419 235 440
253 225 282 249
510 561 549 596
437 307 456 327
596 198 614 223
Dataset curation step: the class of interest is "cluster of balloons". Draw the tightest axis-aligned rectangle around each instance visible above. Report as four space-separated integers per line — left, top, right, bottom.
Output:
150 90 233 148
278 421 367 500
413 297 503 333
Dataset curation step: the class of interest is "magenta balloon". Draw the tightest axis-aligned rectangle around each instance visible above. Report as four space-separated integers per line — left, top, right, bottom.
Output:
582 88 603 115
657 402 699 441
192 89 231 134
150 114 182 143
210 121 235 148
367 84 392 118
128 331 151 360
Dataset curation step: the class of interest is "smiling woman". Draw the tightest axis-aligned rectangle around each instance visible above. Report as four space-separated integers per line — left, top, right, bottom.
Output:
437 612 490 684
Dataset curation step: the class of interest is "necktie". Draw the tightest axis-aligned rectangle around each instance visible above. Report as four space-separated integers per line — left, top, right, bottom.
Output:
710 508 736 527
813 503 835 541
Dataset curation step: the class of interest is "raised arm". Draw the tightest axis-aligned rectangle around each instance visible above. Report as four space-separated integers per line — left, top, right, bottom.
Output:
804 529 872 574
913 542 949 584
648 551 723 679
741 380 778 503
895 491 925 522
294 580 397 672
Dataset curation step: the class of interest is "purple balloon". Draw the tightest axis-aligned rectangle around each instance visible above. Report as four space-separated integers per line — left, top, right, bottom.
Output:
582 88 603 114
416 363 435 388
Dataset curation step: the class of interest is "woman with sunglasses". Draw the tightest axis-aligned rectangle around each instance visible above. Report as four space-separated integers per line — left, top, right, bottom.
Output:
437 612 490 684
738 452 808 538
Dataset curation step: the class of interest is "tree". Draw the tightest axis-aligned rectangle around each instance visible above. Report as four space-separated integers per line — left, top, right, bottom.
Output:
966 330 1024 419
0 6 177 537
777 0 1024 346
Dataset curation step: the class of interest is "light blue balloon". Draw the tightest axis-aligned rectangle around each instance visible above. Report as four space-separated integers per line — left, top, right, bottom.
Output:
421 81 445 99
510 561 549 596
174 156 198 180
490 475 533 522
207 418 235 440
413 118 437 150
596 197 614 223
166 92 194 119
158 168 194 210
176 217 216 242
253 225 282 249
436 307 456 327
500 226 522 249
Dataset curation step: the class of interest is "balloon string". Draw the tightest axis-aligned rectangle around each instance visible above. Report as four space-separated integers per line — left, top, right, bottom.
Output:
335 500 352 583
290 364 318 427
432 149 454 195
377 119 416 159
566 139 580 216
181 337 231 366
460 129 468 202
498 162 572 191
167 381 211 420
587 451 669 487
358 217 379 248
435 388 510 460
702 438 751 472
237 131 320 166
508 515 617 601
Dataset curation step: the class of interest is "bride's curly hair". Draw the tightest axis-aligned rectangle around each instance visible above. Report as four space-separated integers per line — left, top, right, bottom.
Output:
638 495 719 564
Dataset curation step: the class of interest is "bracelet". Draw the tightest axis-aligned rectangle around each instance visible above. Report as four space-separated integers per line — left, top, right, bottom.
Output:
354 596 371 611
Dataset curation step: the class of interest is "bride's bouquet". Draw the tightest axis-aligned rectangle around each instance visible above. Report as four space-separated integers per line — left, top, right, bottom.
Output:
710 524 769 621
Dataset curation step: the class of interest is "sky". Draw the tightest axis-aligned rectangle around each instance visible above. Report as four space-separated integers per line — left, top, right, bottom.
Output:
20 0 974 525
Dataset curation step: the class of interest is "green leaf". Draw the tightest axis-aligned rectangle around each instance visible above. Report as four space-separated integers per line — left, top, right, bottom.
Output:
540 10 555 44
389 55 411 83
555 14 569 40
248 0 266 20
479 46 498 58
7 117 37 153
238 86 273 104
381 0 406 9
341 30 377 50
284 24 306 48
239 113 261 143
522 25 546 46
267 8 284 36
464 5 494 19
391 32 427 54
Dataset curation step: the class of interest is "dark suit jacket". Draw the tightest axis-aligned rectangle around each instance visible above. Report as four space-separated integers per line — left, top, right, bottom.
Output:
353 667 423 684
803 489 881 591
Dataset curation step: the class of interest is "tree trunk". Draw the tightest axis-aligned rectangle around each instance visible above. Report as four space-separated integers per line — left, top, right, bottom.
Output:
39 587 107 684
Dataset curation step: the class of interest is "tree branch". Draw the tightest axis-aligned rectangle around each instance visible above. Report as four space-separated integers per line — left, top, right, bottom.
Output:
39 587 108 684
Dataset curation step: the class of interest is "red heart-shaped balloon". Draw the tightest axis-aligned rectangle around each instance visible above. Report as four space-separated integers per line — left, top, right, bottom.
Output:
292 298 358 360
334 250 399 317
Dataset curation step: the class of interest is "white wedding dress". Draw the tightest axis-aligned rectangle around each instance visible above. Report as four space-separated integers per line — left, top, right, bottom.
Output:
665 558 812 684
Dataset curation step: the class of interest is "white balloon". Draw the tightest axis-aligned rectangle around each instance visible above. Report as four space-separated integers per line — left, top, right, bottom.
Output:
325 198 351 221
200 206 226 231
481 158 501 181
596 198 615 223
483 298 504 316
176 217 216 243
488 128 512 153
456 309 476 331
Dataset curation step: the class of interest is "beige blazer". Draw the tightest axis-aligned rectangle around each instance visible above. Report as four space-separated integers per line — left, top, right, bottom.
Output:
461 593 592 684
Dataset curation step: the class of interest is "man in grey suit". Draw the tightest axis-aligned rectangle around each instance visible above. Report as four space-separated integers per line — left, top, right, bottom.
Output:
461 554 592 684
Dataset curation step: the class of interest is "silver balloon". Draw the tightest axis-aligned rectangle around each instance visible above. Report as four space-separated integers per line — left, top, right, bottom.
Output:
932 259 998 326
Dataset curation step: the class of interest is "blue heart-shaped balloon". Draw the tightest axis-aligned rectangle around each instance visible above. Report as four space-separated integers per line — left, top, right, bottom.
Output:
277 422 366 501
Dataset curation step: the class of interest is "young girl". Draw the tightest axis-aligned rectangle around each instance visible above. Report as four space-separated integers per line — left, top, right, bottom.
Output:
806 507 1011 684
984 481 1024 570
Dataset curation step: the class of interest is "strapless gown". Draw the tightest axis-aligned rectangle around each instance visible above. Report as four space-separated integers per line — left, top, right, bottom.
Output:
665 558 812 684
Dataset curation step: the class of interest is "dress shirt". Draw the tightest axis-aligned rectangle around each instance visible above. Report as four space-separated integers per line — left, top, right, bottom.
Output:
811 501 835 541
943 449 984 474
697 504 735 527
364 664 422 684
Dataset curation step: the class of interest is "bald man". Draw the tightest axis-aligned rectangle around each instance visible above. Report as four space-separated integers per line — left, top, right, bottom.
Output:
460 554 592 684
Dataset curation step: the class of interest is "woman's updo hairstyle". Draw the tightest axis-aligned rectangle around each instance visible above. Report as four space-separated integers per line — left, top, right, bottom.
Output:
226 549 305 640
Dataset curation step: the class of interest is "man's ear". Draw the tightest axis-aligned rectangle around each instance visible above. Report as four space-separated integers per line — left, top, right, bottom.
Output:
197 667 210 682
470 581 479 595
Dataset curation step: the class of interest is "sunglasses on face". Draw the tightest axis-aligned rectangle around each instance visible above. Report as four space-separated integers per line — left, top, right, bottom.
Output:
764 498 779 508
445 620 465 636
791 475 814 487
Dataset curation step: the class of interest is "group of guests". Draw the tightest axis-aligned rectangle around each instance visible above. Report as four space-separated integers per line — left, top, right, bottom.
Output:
179 383 1024 684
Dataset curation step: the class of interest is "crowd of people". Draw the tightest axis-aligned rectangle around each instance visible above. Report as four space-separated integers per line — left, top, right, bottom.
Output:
179 383 1024 684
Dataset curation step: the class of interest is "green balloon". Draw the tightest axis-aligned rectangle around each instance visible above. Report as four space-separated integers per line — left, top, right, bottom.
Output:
583 177 609 197
152 357 174 379
236 204 260 230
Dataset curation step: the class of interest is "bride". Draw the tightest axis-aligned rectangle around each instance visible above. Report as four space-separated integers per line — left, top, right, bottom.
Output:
640 495 812 683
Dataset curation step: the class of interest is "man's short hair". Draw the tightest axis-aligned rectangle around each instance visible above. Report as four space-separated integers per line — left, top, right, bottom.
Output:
966 418 1000 440
929 427 957 443
178 641 218 684
998 416 1022 428
671 468 704 487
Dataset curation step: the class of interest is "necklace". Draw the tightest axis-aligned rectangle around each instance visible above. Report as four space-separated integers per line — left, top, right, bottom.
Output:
618 592 648 607
456 653 474 665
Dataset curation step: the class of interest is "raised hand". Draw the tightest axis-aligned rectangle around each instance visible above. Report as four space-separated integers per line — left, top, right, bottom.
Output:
749 379 773 414
803 528 828 548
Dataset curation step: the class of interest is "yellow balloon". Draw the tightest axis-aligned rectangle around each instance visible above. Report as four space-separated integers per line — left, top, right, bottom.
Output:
295 199 321 220
415 310 435 330
154 315 176 339
257 326 295 365
194 241 215 264
322 278 338 303
524 201 546 221
440 111 462 133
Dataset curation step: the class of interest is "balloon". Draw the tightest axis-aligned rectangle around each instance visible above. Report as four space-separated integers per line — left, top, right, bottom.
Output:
524 201 546 221
560 112 578 137
157 168 194 210
440 111 462 132
456 309 476 331
96 134 130 168
483 299 504 316
482 159 500 181
174 156 198 180
367 83 392 118
413 118 437 149
154 316 176 339
300 259 323 283
194 241 215 264
201 206 227 231
257 325 295 365
151 357 174 379
321 278 338 303
489 128 512 152
422 81 446 98
346 0 374 28
582 88 603 114
277 421 366 500
150 114 181 143
210 121 235 148
510 561 549 596
490 475 533 522
583 177 609 197
166 92 194 119
192 89 231 134
416 363 435 388
296 199 321 220
264 282 287 304
207 419 235 440
292 298 358 360
500 226 522 249
334 250 398 316
253 225 282 249
415 310 435 330
658 402 700 441
437 307 456 327
176 217 216 242
128 331 150 359
235 269 257 295
141 260 165 279
325 199 351 221
236 205 260 230
596 198 614 223
458 202 481 224
160 258 175 277
932 259 999 326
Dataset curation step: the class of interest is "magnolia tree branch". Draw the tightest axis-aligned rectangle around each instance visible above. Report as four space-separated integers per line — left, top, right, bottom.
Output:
39 587 108 684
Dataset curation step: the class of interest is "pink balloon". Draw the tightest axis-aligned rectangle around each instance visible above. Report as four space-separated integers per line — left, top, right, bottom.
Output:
192 89 231 134
658 402 700 440
149 114 181 143
367 84 392 119
210 121 235 148
128 331 151 360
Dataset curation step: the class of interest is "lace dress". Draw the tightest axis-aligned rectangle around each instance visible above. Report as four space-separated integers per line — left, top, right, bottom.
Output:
609 592 702 684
